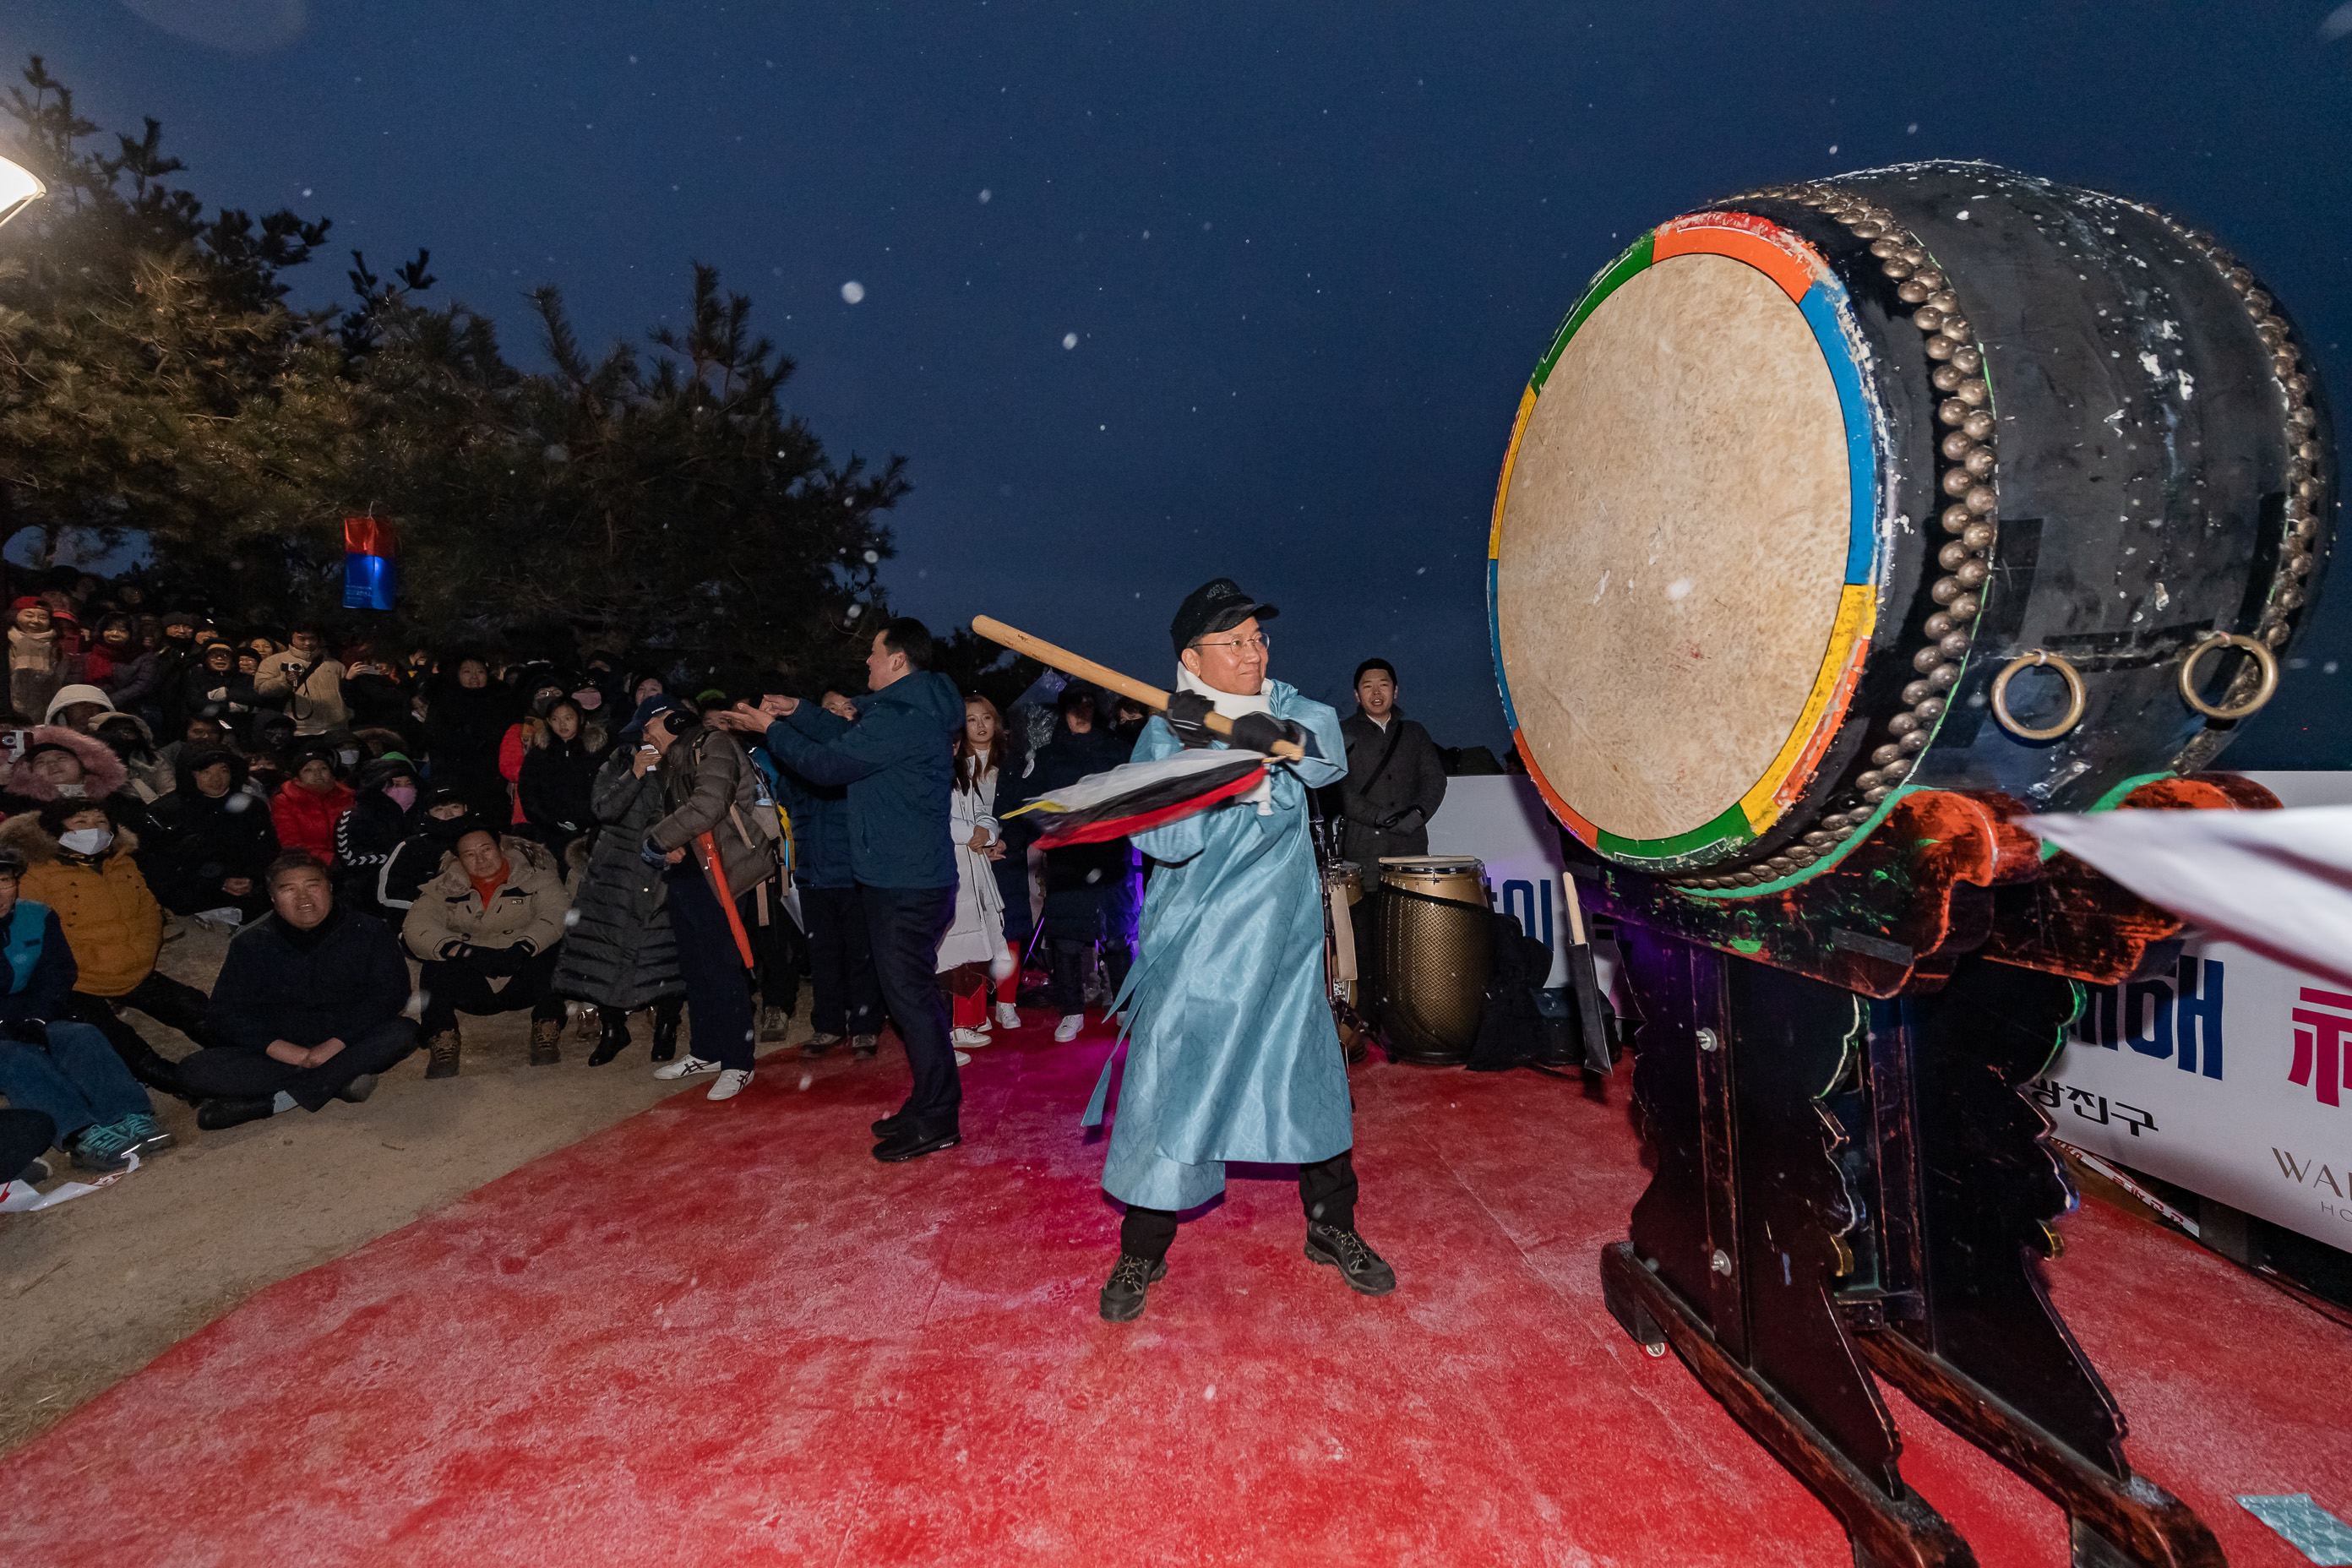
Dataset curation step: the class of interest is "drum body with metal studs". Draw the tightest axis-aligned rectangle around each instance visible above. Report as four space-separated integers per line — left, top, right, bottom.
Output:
1488 162 2333 895
1374 857 1493 1064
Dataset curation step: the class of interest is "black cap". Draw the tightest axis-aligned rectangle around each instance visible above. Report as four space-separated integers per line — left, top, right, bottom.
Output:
1170 577 1278 654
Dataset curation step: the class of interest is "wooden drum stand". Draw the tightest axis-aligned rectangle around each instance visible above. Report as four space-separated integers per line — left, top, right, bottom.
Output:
1588 778 2272 1568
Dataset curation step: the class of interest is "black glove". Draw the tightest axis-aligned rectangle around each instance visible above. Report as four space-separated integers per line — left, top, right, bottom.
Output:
1163 691 1217 749
1229 712 1309 756
3 1017 47 1048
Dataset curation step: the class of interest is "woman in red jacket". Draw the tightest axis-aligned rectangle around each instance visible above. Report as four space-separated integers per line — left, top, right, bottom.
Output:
269 746 356 867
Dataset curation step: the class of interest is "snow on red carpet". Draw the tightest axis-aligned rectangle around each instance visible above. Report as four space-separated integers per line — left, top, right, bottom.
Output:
2 1017 2344 1566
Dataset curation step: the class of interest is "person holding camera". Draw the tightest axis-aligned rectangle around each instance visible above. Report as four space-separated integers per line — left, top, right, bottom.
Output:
254 624 349 737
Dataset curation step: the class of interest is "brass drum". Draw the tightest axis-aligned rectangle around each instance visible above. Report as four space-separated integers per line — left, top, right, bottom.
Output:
1375 857 1494 1065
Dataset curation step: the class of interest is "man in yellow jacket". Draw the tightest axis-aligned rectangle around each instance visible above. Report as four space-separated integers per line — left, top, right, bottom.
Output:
0 798 217 1097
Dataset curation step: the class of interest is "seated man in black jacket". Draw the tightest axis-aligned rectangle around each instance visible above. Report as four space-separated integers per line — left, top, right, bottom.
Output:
176 851 420 1130
145 746 277 921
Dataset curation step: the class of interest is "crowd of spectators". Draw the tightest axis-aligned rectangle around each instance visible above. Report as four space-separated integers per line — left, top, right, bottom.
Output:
0 565 1462 1191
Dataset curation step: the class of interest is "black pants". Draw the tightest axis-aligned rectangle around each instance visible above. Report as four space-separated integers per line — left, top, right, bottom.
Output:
862 883 959 1132
667 867 755 1071
417 947 568 1036
1049 937 1132 1015
66 972 220 1097
803 884 881 1037
753 879 804 1017
176 1018 420 1112
1 1107 56 1181
1119 1149 1360 1263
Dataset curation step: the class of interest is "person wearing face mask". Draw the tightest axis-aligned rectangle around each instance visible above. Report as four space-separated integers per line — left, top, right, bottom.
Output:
147 747 278 921
1083 578 1395 1324
334 757 422 918
0 798 220 1097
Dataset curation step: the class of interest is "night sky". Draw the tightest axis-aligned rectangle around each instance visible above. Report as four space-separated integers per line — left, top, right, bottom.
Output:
12 2 2352 765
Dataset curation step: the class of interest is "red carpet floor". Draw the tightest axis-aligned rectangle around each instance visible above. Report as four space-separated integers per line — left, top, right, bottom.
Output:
3 1018 2346 1566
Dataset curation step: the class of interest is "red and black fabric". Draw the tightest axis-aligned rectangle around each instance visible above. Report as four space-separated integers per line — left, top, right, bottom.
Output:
1008 749 1270 848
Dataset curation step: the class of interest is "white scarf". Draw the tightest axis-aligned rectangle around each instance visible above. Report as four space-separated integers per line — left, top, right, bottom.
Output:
1175 665 1276 812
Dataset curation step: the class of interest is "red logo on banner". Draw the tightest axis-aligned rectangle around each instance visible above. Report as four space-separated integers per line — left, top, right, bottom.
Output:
2289 987 2352 1108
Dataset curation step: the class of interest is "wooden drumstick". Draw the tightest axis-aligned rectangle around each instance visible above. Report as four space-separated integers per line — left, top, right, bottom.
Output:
972 614 1305 760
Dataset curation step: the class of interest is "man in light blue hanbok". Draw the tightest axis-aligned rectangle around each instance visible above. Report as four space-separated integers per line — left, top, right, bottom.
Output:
1090 578 1397 1323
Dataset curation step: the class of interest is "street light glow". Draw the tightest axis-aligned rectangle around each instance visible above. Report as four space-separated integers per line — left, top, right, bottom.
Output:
0 155 46 229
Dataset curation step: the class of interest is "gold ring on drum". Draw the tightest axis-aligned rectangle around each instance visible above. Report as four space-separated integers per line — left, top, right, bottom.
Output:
2176 632 2279 721
1990 651 2088 743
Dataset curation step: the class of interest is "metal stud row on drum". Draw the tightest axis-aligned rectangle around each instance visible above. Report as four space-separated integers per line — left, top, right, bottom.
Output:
2123 208 2329 667
1667 183 1996 892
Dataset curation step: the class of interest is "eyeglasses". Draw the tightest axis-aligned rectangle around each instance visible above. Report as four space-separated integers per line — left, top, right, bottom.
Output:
1193 633 1271 655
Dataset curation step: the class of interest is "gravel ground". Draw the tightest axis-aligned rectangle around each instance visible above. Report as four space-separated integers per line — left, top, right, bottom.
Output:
0 917 815 1455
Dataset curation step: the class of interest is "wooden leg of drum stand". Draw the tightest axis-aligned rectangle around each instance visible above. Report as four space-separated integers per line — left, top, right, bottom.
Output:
1853 960 2225 1568
1603 934 1974 1568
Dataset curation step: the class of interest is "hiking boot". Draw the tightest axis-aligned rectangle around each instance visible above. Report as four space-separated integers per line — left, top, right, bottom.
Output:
588 1013 633 1067
850 1033 879 1059
424 1027 461 1080
529 1017 564 1067
1098 1253 1168 1323
802 1030 842 1059
196 1097 275 1131
573 1004 601 1043
653 1054 720 1081
758 1005 791 1041
121 1112 174 1157
1304 1222 1398 1297
69 1120 138 1172
649 1002 683 1063
336 1073 379 1104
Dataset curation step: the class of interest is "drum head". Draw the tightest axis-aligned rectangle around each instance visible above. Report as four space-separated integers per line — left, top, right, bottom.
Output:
1491 218 1876 868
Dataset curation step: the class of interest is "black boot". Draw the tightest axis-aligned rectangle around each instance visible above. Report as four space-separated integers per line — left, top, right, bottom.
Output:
1304 1222 1397 1296
649 996 683 1063
196 1097 275 1131
1098 1253 1168 1323
587 1010 633 1067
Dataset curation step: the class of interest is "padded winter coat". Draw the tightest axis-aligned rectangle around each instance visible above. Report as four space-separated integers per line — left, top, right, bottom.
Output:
0 816 166 998
644 728 779 900
270 778 356 865
756 671 963 890
400 836 572 962
549 753 683 1010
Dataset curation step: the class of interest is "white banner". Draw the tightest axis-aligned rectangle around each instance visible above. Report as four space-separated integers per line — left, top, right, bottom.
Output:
1427 770 2352 1250
1424 775 1572 988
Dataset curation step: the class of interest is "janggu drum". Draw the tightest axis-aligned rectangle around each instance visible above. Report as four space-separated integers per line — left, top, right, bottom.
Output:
1488 162 2332 891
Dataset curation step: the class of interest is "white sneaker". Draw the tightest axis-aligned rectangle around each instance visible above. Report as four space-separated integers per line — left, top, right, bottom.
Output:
951 1026 990 1048
994 1003 1021 1030
954 1050 972 1066
1054 1013 1084 1043
707 1068 754 1101
654 1054 720 1081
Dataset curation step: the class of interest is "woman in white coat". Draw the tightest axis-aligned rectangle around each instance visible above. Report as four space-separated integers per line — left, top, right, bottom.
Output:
938 696 1016 1055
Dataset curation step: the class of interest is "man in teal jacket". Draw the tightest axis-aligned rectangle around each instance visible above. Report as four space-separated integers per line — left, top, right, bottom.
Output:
715 618 966 1162
1086 578 1397 1322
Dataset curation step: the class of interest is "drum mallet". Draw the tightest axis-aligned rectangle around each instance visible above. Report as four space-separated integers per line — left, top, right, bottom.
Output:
1560 869 1614 1076
973 615 1305 761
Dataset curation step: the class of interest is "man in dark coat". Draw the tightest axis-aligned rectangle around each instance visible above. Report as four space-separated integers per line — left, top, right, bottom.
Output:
145 746 278 918
713 618 964 1162
177 852 419 1129
1336 658 1448 867
1020 685 1135 1042
770 754 881 1057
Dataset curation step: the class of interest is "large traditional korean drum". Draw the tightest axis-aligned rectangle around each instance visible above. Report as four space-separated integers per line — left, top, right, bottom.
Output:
1489 163 2333 892
1374 857 1493 1064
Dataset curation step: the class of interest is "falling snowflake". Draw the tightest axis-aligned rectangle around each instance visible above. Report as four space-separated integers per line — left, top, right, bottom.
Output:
1063 333 1079 349
841 280 866 303
978 188 993 203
